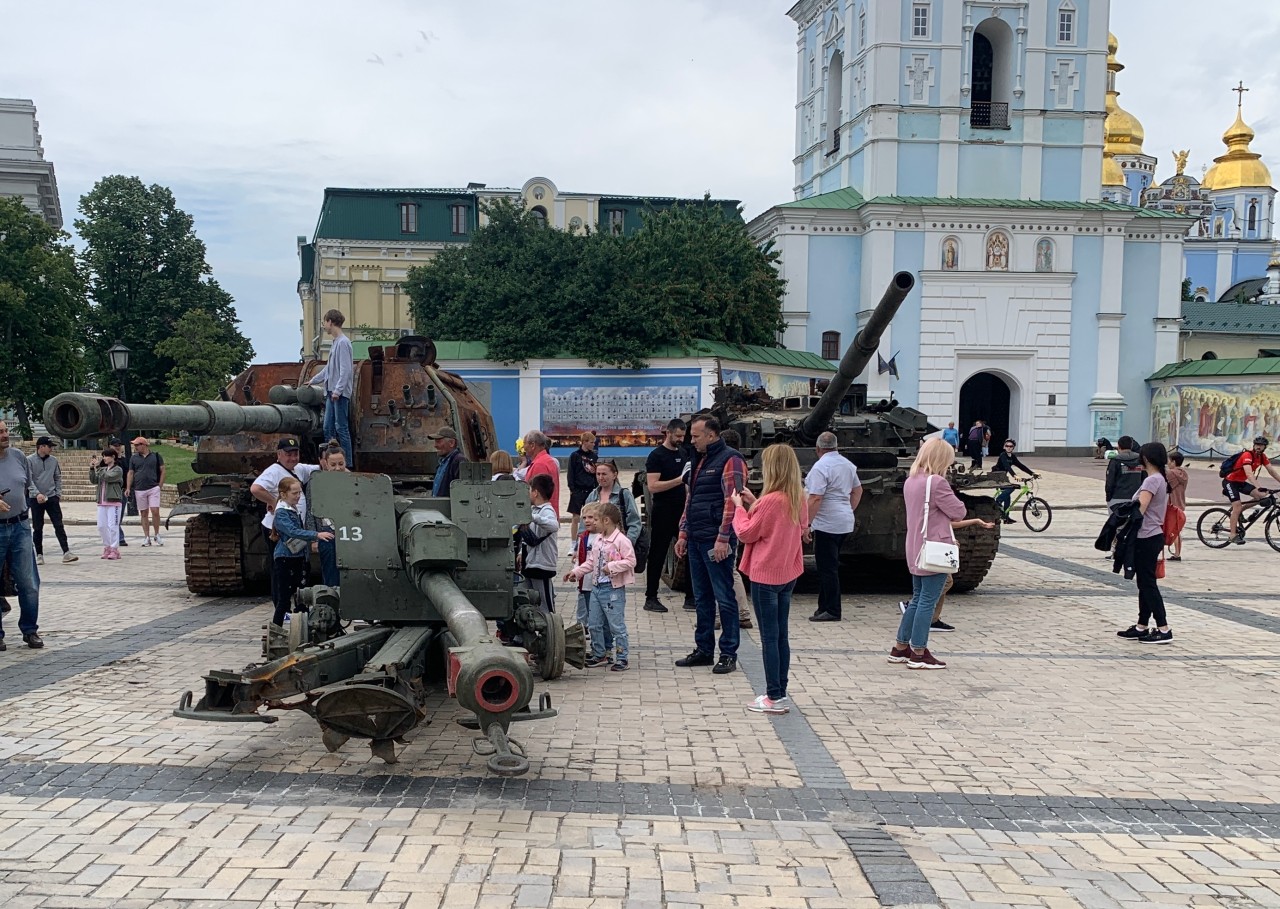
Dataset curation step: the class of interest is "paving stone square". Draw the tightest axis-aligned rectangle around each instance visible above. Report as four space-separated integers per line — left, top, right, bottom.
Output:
2 469 1279 907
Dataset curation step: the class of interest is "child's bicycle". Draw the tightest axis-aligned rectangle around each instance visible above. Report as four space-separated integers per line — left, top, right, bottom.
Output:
997 475 1053 532
1197 489 1280 551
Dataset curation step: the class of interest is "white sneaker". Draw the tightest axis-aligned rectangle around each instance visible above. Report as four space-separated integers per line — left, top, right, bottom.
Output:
772 696 793 710
35 554 44 566
142 537 153 547
899 601 908 614
62 551 78 563
746 694 789 715
154 535 164 546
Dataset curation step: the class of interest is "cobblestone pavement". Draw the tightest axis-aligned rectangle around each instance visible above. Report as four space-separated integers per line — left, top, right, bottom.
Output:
3 469 1279 908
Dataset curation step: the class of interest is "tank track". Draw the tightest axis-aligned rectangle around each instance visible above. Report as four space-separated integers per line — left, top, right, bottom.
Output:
952 495 1003 593
184 514 245 595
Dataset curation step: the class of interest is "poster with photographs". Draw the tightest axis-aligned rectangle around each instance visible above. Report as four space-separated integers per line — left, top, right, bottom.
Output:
542 384 700 447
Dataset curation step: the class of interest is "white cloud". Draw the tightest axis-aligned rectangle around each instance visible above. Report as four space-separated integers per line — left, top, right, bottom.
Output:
3 0 1277 364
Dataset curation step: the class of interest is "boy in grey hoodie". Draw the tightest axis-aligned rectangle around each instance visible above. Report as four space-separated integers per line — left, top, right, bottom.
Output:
520 473 560 614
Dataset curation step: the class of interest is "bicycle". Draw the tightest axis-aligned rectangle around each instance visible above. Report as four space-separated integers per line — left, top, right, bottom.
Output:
1197 490 1280 551
996 475 1053 532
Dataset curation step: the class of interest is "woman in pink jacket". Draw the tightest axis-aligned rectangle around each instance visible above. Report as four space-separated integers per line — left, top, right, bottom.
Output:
889 438 994 670
731 444 809 715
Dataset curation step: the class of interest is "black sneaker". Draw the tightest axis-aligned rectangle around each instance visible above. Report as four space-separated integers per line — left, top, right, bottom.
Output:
584 655 611 668
0 598 10 615
643 598 669 613
682 599 696 611
675 650 713 667
712 655 738 675
809 611 839 622
1234 532 1246 545
0 639 6 651
1002 517 1015 525
1116 625 1148 639
930 620 955 632
1139 629 1174 645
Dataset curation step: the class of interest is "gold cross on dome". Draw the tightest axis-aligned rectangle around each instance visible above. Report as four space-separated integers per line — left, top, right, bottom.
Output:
1233 80 1249 109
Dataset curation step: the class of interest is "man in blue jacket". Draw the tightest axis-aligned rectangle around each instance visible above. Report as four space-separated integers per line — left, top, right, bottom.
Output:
674 415 747 675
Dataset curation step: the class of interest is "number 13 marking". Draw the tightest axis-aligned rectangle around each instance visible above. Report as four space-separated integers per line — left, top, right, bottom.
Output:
338 526 363 542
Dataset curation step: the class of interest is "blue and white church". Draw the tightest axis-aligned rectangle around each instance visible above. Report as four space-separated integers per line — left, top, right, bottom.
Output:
749 0 1193 452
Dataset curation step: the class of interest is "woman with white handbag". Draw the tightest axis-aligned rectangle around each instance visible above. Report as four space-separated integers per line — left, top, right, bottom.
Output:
889 439 995 669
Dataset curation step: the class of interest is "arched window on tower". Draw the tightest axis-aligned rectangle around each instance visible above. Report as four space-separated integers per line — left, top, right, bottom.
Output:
971 18 1013 129
825 50 843 155
821 331 840 360
530 206 548 227
1057 1 1076 45
1248 199 1259 235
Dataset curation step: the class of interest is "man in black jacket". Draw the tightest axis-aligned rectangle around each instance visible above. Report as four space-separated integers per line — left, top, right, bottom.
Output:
993 439 1036 523
1104 436 1145 507
566 431 597 542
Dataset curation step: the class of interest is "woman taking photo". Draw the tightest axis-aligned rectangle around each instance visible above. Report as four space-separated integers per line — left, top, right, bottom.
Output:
731 444 808 715
889 438 994 670
585 460 641 544
1117 442 1173 643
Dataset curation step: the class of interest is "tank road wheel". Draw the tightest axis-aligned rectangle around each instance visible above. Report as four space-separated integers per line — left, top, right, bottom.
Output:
951 495 1002 593
534 612 567 681
184 514 244 595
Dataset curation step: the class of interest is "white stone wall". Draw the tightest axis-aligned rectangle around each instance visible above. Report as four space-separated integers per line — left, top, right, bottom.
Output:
916 273 1076 450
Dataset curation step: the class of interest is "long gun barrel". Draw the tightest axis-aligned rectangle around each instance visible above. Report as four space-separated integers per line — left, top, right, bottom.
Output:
795 270 916 446
42 391 323 440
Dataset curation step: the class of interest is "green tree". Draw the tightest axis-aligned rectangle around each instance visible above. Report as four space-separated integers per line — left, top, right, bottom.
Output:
75 176 253 403
404 197 786 368
0 197 88 436
154 309 243 402
1181 278 1195 303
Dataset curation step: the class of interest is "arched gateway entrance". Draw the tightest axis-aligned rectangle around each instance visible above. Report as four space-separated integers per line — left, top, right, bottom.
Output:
959 372 1013 450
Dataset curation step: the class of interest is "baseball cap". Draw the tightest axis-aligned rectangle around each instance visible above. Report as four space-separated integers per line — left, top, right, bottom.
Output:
277 437 301 451
36 436 55 447
109 437 124 446
131 436 149 445
429 427 458 441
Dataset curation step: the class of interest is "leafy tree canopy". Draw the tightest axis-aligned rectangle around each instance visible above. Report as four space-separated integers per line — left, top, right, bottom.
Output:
404 197 786 368
0 197 89 437
75 176 254 403
154 309 244 403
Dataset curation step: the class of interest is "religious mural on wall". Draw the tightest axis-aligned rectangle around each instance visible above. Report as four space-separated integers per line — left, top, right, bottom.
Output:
1150 381 1280 456
542 384 699 447
941 237 959 271
986 231 1010 271
1035 238 1054 273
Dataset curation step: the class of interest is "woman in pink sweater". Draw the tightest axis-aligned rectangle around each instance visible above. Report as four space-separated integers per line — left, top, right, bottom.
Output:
731 444 809 715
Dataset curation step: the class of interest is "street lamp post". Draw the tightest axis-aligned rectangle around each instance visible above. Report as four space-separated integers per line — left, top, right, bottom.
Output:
105 340 136 520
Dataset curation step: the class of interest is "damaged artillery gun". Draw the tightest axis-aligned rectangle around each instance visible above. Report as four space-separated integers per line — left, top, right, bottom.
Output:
174 462 585 774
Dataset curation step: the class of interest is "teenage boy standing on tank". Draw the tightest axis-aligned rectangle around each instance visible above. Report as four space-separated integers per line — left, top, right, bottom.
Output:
308 309 354 467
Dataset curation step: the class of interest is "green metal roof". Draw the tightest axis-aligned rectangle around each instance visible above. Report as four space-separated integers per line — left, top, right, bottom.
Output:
428 339 833 370
298 243 315 283
1218 278 1267 303
778 187 866 209
1180 301 1280 335
1149 357 1280 380
778 189 1188 219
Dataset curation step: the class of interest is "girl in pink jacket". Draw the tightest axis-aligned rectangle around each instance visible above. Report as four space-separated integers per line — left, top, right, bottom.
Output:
731 444 809 715
565 502 635 671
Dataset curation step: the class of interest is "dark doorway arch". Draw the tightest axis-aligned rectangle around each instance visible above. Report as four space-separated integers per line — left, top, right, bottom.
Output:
959 372 1012 451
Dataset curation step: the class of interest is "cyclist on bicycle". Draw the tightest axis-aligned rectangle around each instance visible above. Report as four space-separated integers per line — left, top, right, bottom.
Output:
994 439 1037 524
1224 436 1280 544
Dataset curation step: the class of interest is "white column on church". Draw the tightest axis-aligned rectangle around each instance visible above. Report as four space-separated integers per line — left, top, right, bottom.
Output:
1090 225 1127 437
1153 232 1188 370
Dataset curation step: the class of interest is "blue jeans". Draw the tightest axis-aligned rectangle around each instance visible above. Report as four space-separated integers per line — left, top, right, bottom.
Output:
752 579 795 700
0 518 40 639
896 573 949 650
588 585 628 661
318 538 339 587
995 485 1014 514
577 590 613 652
323 395 353 467
688 543 739 658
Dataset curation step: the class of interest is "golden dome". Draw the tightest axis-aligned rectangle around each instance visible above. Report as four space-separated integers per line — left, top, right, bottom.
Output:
1104 34 1145 156
1203 103 1273 191
1103 151 1126 187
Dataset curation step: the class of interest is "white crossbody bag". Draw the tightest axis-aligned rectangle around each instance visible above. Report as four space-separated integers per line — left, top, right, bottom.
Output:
915 475 960 574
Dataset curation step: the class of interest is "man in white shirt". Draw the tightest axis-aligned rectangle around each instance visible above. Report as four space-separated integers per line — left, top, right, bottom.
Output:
804 431 862 622
308 309 355 467
250 437 321 599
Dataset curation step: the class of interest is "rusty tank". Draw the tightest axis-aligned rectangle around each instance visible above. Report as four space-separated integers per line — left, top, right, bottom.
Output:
640 272 1004 593
43 336 496 595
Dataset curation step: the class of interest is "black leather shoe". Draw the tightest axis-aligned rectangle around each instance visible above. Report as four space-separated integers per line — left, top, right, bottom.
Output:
682 599 696 611
809 611 840 622
643 598 669 613
0 639 7 652
712 655 738 674
0 598 10 614
22 633 44 649
675 650 713 667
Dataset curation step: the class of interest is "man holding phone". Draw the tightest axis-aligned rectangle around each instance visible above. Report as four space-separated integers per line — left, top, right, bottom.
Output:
0 420 43 650
674 415 747 675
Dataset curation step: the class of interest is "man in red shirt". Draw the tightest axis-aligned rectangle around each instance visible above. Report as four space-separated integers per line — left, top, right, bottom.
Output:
523 430 561 517
1224 436 1280 543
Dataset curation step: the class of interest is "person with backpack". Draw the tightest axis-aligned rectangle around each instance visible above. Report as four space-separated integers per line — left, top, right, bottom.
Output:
1104 436 1145 507
1116 443 1174 644
965 420 985 470
1221 436 1280 544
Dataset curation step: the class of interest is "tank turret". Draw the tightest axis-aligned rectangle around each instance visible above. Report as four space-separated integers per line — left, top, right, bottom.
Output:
795 270 916 446
40 336 498 596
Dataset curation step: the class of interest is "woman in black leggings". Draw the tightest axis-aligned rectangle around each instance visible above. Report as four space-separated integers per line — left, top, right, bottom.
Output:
1117 442 1172 644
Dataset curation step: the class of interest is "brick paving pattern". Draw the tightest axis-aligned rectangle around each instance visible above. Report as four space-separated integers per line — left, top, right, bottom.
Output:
2 468 1279 907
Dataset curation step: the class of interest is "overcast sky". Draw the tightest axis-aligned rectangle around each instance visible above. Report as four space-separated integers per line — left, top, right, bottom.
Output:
4 0 1277 364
